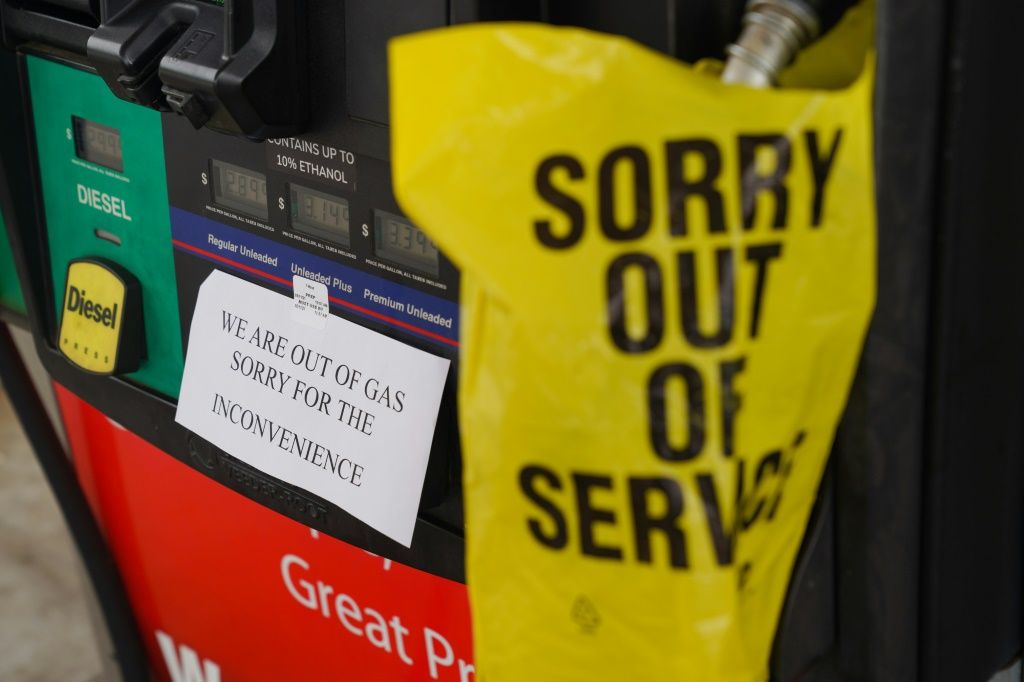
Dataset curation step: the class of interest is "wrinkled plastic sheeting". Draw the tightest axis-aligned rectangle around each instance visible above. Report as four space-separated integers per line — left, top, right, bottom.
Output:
391 6 874 681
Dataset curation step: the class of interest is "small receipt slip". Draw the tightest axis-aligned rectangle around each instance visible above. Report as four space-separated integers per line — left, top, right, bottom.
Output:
175 270 450 546
292 274 329 329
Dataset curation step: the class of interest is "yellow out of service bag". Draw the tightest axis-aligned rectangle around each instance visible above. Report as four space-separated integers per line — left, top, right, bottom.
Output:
391 6 875 680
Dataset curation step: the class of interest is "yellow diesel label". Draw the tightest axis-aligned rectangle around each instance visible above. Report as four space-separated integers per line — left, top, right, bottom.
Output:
59 260 126 374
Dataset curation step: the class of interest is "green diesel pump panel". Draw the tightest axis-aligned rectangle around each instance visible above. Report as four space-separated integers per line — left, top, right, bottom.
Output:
0 210 25 316
27 55 183 397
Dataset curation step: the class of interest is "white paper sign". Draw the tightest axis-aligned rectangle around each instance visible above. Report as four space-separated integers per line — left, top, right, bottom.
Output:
292 275 329 329
175 270 451 546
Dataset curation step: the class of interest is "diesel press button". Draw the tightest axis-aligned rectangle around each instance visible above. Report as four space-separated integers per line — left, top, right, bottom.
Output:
58 258 145 375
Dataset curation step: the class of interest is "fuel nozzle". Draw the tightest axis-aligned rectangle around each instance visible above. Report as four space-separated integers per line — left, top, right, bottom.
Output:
722 0 821 88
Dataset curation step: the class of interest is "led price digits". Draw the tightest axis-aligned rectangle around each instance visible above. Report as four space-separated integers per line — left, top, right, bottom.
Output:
73 117 123 172
374 210 439 277
211 159 269 220
290 183 351 247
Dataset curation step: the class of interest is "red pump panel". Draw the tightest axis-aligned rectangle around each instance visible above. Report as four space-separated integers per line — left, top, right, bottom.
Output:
55 383 474 681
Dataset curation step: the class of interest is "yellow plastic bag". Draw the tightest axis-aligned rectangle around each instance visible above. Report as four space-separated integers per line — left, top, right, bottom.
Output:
391 7 874 680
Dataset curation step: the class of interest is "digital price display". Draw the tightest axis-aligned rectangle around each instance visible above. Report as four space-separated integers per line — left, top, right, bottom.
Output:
290 184 350 246
211 159 268 220
72 117 123 172
373 210 439 277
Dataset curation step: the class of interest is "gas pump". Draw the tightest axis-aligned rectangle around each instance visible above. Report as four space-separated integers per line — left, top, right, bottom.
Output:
0 1 1019 681
0 54 23 320
3 3 472 678
0 209 23 318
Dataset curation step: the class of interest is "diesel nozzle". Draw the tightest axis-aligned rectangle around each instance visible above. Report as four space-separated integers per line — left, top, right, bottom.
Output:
87 0 309 141
722 0 821 88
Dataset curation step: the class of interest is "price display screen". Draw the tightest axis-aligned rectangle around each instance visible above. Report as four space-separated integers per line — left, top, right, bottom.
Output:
211 159 268 220
290 184 350 246
73 117 123 172
373 210 439 277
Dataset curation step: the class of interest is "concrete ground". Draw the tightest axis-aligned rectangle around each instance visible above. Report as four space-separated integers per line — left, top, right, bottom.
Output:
0 377 104 680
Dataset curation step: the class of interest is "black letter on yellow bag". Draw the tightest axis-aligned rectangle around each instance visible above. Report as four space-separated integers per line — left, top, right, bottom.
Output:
630 477 688 568
740 450 781 530
678 248 735 348
607 253 663 353
573 473 623 561
520 465 569 549
745 243 783 338
599 146 652 241
697 473 735 566
534 155 586 249
666 139 726 236
719 357 745 457
648 362 705 462
739 135 791 229
805 129 843 227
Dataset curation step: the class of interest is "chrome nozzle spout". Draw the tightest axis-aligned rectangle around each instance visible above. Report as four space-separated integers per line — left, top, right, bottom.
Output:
722 0 821 88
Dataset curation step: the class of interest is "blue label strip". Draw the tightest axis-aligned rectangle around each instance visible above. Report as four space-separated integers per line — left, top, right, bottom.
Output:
170 208 459 348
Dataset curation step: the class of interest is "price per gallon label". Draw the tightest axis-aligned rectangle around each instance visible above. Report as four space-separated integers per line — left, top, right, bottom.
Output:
390 6 875 681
